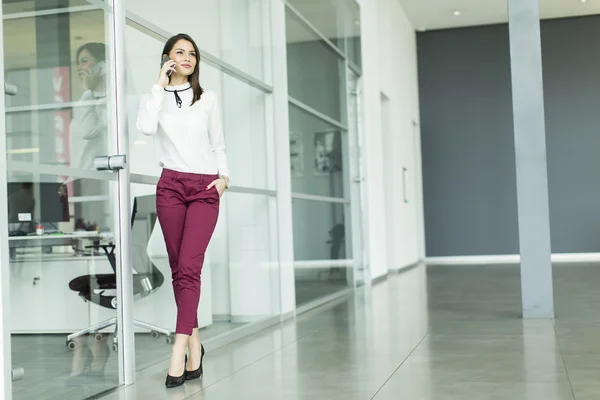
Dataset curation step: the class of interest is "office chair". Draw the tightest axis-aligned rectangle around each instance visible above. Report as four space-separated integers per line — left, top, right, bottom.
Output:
66 197 173 352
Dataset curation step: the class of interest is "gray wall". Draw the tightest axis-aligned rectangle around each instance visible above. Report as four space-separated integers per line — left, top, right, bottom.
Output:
418 16 600 257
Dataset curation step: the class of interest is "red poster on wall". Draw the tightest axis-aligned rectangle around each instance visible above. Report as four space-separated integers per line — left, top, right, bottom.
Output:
53 66 72 192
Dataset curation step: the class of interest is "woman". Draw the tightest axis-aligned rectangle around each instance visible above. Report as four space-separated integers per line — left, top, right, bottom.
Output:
71 42 108 171
136 33 230 388
70 42 109 231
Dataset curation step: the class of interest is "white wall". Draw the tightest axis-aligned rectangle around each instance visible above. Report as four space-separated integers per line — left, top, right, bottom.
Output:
360 0 423 279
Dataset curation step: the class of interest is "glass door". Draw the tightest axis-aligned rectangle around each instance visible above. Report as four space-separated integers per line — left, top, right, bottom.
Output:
0 0 133 398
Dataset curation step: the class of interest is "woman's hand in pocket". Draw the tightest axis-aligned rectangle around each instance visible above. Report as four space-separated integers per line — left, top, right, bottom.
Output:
206 179 226 197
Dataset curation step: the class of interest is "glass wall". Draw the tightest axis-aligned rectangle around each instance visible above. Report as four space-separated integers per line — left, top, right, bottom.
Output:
0 0 365 397
125 0 270 83
286 0 362 306
287 0 362 68
3 2 122 398
124 0 280 371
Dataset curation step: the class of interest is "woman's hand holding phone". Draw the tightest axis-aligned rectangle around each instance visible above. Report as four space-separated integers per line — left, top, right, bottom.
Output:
157 58 177 88
79 61 105 91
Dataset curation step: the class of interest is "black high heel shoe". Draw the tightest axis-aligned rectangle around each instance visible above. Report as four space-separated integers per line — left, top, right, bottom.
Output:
165 355 186 388
185 344 205 381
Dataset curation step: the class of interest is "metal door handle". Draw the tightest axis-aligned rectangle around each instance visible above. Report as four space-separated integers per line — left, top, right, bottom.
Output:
5 82 17 96
12 368 24 382
94 155 127 171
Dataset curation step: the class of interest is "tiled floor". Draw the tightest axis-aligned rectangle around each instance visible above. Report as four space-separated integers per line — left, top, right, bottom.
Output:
295 275 349 306
18 264 600 399
90 264 600 400
10 322 243 400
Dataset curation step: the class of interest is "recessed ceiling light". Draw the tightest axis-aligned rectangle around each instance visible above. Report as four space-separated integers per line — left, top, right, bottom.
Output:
580 0 588 3
453 10 462 16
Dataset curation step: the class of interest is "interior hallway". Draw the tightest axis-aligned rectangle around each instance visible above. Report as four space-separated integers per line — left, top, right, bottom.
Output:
99 264 600 400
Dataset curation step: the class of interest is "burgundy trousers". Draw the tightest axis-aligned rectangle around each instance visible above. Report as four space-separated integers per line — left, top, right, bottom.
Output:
156 169 220 336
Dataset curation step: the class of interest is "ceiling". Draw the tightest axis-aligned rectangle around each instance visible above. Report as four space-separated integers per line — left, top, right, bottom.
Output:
397 0 600 31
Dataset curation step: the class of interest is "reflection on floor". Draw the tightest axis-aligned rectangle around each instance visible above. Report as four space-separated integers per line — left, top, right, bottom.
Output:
98 263 600 400
11 322 243 400
295 267 349 306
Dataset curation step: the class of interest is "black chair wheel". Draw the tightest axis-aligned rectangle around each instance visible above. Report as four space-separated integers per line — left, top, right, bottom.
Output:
112 343 118 352
151 331 160 339
66 340 77 350
165 336 174 345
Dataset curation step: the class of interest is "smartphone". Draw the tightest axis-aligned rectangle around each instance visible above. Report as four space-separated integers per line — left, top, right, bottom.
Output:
161 55 174 76
90 60 106 77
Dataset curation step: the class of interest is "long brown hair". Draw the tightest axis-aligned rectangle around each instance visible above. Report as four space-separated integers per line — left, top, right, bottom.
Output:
162 33 203 105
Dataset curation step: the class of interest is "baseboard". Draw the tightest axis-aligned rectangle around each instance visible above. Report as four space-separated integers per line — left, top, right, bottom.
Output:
212 314 231 323
295 288 352 316
425 253 600 266
230 315 272 324
203 314 283 352
371 273 388 285
280 309 296 322
389 261 422 274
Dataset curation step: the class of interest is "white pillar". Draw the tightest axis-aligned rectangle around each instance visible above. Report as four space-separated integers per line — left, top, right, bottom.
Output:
507 0 554 318
270 0 296 316
358 0 388 281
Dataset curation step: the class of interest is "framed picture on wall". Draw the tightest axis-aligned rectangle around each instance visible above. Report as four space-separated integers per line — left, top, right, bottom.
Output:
314 130 341 175
289 133 304 178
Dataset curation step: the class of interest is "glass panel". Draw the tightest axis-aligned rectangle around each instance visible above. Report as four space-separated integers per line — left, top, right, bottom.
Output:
128 186 280 369
286 9 344 121
286 0 362 67
129 185 251 369
4 8 111 171
292 198 351 305
126 24 277 368
125 25 162 178
7 174 119 399
125 0 270 83
3 0 93 15
289 104 346 198
224 192 280 321
3 3 122 398
126 28 271 190
345 1 362 68
293 199 350 261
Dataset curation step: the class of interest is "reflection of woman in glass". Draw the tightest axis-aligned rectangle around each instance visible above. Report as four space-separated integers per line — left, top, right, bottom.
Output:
67 44 112 382
71 42 108 170
136 33 230 388
69 42 109 231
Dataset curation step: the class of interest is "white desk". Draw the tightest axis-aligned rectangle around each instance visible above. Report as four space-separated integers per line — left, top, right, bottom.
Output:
8 246 213 334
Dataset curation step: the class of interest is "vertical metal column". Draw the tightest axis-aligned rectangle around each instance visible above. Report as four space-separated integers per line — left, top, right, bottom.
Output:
507 0 554 318
0 2 13 398
270 0 297 317
108 0 135 384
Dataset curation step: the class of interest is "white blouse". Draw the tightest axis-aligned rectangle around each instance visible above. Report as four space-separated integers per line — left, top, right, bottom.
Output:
136 83 230 178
